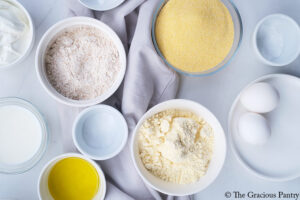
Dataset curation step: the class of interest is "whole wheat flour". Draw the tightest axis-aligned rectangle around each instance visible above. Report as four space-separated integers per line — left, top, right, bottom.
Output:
45 25 121 100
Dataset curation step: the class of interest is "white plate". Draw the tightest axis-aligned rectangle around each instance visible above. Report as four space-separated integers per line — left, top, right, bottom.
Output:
229 74 300 181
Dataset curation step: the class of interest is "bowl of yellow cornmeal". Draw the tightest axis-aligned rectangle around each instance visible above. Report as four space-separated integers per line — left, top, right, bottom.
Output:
152 0 242 76
38 153 106 200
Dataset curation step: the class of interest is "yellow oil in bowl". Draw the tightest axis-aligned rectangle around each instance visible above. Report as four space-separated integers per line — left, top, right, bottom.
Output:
48 157 99 200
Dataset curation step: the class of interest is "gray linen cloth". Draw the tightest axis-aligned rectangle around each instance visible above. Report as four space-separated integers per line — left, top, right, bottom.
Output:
58 0 192 199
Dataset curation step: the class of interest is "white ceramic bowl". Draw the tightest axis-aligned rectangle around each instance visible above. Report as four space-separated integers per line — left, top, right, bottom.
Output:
131 99 226 196
0 0 35 70
73 105 128 160
35 17 126 107
253 14 300 66
38 153 106 200
79 0 125 11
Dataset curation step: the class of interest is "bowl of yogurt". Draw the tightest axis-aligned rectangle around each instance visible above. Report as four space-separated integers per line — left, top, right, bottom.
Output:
0 97 48 174
0 0 35 69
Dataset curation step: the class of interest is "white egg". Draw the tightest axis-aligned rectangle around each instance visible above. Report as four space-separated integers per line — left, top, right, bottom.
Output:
238 112 271 145
240 82 279 113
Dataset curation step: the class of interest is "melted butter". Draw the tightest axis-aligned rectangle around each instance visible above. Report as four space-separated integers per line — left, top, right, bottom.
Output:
48 157 99 200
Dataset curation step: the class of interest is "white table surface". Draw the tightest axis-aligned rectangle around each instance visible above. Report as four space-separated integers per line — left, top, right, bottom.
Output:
0 0 300 199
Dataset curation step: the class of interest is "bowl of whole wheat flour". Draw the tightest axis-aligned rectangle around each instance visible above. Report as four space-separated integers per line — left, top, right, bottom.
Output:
36 17 126 107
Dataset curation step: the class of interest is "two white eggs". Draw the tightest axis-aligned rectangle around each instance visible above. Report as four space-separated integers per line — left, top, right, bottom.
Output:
238 82 279 145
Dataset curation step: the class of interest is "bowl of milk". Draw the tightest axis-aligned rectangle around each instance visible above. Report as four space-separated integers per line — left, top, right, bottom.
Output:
0 97 48 174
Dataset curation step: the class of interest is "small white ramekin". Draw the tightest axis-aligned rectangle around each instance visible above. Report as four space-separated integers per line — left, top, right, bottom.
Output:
38 153 106 200
253 14 300 66
79 0 125 11
35 17 126 107
131 99 227 196
0 0 35 70
73 105 128 160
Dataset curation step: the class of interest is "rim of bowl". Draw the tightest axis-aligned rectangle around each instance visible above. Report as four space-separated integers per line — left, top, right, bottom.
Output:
0 0 35 70
38 153 106 200
131 99 227 196
79 0 125 11
228 73 300 181
72 105 128 160
35 16 127 107
0 97 48 174
151 0 243 77
252 14 300 67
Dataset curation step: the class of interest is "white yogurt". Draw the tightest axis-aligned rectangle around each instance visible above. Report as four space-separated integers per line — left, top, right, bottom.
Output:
0 0 31 66
0 105 42 165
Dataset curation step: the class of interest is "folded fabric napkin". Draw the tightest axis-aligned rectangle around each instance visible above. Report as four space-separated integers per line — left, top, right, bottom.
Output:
58 0 191 199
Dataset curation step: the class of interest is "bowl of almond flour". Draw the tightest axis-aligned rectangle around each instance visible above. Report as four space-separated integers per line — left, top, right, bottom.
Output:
35 17 126 107
131 99 227 196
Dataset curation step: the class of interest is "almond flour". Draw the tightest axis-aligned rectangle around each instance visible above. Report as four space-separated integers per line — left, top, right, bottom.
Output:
45 25 121 100
138 109 214 184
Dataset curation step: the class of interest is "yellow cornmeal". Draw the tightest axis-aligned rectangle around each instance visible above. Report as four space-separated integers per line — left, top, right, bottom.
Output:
155 0 234 73
48 157 99 200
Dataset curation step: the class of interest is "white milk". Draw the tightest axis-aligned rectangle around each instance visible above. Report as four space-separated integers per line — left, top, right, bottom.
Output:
0 105 42 165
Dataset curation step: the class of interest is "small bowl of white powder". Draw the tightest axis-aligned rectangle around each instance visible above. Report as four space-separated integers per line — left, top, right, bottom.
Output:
253 14 300 66
131 99 226 196
35 17 126 107
72 105 128 160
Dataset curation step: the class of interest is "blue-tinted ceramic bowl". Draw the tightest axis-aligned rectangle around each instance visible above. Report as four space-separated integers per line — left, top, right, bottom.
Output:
73 105 128 160
79 0 125 11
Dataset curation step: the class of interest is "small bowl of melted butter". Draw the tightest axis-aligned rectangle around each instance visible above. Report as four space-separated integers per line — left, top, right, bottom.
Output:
38 153 106 200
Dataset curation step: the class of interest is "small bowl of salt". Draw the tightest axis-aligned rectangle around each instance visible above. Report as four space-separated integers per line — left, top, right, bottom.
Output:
253 14 300 66
79 0 125 11
72 105 128 160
